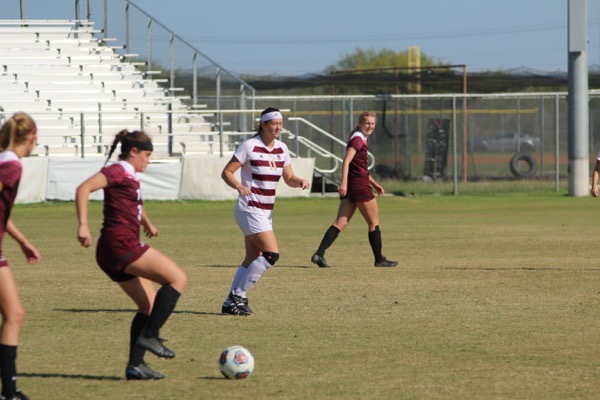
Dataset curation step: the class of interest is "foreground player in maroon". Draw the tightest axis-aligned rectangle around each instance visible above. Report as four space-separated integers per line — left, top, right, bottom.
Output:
0 113 40 400
76 130 187 380
311 111 397 268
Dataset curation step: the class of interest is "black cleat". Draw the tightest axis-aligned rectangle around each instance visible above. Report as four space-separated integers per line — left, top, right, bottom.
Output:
126 363 165 380
222 292 253 315
0 391 29 400
374 257 398 267
311 253 329 268
137 336 176 359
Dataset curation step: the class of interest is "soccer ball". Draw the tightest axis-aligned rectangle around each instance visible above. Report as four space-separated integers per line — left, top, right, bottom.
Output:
219 345 255 379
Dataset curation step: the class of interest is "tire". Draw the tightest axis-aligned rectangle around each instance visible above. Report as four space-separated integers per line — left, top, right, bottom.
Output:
510 152 537 178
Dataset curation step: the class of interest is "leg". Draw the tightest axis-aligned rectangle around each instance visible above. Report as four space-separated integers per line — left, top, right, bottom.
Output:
124 249 188 358
225 231 279 316
312 199 357 267
357 199 397 267
118 278 165 380
0 268 24 398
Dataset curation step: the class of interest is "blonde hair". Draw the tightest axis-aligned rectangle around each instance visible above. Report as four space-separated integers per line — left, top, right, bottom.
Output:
0 112 36 151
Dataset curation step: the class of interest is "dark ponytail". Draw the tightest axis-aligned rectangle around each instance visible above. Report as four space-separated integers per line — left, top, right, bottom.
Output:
103 129 153 167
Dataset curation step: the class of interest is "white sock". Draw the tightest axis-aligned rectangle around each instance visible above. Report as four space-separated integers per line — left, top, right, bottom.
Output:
225 265 246 303
234 256 270 296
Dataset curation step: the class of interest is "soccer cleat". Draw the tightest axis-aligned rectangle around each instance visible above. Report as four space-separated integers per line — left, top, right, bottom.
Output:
0 391 29 400
222 292 253 316
137 336 176 359
126 363 165 380
374 257 398 267
311 253 329 268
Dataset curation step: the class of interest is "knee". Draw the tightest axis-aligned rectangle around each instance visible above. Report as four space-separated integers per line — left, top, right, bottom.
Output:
334 221 348 231
3 306 25 327
262 252 279 266
173 270 188 293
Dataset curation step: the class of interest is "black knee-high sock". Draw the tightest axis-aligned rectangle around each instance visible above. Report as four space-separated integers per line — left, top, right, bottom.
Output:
0 344 17 397
368 226 383 263
129 312 149 365
316 225 340 256
144 285 181 339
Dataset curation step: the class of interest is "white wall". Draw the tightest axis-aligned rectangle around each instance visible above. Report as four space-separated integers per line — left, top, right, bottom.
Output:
16 156 316 203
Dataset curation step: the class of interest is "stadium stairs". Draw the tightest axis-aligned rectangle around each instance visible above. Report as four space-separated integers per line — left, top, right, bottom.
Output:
0 19 217 158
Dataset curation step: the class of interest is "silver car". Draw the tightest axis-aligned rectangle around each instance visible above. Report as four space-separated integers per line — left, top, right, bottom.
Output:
471 132 540 152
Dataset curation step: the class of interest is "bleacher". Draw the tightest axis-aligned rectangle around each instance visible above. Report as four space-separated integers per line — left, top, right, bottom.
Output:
0 20 220 157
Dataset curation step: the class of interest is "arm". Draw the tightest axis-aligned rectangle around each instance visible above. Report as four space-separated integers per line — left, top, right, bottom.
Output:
0 180 40 264
339 147 357 197
369 175 385 196
282 164 310 190
141 207 158 238
221 156 252 196
75 172 109 247
593 160 600 198
6 219 40 264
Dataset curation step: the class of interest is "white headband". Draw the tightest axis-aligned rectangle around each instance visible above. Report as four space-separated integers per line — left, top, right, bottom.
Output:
260 111 283 122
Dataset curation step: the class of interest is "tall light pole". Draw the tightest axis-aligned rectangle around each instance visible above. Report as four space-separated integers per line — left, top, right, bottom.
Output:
568 0 589 196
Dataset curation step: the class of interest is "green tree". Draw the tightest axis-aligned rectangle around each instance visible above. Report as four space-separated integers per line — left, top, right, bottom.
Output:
328 48 442 71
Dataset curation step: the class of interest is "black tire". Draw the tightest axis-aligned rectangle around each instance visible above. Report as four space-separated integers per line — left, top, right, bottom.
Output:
509 153 537 178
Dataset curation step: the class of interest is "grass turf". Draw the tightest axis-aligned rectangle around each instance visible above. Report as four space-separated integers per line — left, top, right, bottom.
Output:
4 194 600 399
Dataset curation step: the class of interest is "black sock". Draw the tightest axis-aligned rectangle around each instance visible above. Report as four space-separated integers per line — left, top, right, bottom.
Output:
0 344 17 398
144 285 181 339
368 226 383 263
316 225 340 257
129 312 149 366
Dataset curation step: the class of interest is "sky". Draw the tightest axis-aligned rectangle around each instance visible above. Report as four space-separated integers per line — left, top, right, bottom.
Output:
5 0 600 76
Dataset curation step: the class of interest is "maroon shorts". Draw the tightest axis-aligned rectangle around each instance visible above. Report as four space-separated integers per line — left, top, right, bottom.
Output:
96 234 150 282
342 177 375 203
0 254 8 268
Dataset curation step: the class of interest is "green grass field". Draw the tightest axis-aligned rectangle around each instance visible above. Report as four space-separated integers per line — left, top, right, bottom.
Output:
4 192 600 399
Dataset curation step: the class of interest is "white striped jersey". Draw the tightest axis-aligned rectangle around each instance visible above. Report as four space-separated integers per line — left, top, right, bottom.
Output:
233 135 291 215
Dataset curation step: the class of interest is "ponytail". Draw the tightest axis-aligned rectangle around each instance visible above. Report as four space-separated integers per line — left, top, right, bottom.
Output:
0 112 36 151
104 129 153 167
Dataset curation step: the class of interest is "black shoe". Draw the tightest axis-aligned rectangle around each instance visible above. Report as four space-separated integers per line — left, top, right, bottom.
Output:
222 292 253 315
374 257 398 267
126 363 165 380
311 253 329 268
1 391 29 400
137 336 176 359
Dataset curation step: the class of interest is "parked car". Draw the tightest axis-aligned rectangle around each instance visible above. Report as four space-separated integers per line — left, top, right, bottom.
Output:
470 132 540 152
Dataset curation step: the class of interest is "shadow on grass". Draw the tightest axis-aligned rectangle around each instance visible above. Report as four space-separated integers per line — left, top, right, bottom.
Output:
19 372 121 381
442 267 600 271
205 264 312 269
54 308 223 316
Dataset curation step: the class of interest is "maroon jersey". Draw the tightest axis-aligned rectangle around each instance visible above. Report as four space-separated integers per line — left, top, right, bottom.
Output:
96 161 149 281
0 151 22 263
344 132 374 203
99 161 142 239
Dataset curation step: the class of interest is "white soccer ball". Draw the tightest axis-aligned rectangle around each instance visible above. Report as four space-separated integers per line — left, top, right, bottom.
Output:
219 345 255 379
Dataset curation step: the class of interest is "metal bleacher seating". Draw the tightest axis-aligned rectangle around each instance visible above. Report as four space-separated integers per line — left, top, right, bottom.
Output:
0 20 217 157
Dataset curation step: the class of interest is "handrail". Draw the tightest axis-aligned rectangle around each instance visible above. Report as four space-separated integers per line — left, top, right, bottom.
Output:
283 129 340 174
287 117 375 170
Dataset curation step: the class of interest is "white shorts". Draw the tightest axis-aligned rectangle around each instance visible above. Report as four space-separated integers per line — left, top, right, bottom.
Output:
235 203 273 236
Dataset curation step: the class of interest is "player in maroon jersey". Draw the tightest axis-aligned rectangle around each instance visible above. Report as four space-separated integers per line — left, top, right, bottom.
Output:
0 113 40 400
311 111 398 268
76 130 187 380
220 107 310 315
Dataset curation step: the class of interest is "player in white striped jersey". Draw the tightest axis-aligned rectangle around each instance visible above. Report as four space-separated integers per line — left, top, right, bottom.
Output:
220 107 310 315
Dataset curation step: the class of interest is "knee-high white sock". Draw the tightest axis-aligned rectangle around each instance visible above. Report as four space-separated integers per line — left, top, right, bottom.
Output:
234 256 271 297
229 265 246 293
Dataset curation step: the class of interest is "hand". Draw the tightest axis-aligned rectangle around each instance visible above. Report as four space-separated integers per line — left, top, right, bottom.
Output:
77 225 92 248
298 179 310 190
20 241 41 264
338 182 347 197
143 224 159 238
593 186 599 198
236 185 252 197
375 185 385 196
